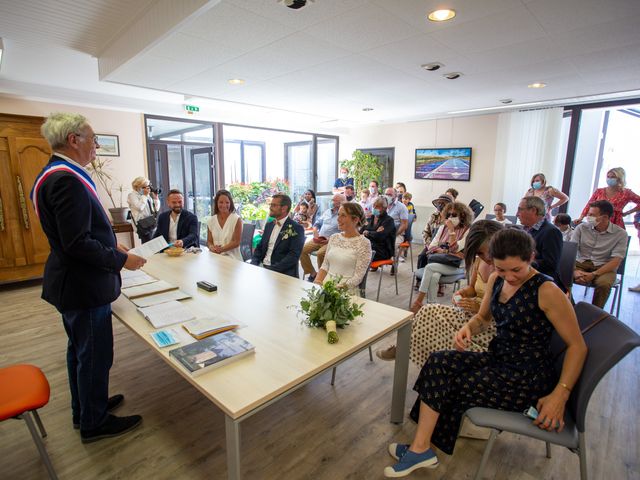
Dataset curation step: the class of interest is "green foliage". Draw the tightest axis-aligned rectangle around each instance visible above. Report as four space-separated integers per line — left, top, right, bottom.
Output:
341 150 383 194
295 278 364 330
240 203 270 221
227 179 290 208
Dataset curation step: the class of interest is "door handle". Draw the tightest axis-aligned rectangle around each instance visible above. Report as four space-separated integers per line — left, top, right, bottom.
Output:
16 175 30 230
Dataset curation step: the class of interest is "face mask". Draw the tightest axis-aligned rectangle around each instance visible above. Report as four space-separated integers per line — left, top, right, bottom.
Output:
372 208 381 217
586 215 598 226
369 187 376 194
340 173 347 180
449 217 460 227
532 181 542 190
385 195 395 205
138 189 145 195
606 177 618 187
346 195 353 201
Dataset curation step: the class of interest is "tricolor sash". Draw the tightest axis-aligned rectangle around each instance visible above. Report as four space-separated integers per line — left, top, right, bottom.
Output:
30 159 99 218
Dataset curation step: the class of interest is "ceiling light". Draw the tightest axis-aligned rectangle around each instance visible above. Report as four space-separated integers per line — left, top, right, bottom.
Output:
228 78 245 85
528 82 546 89
362 107 374 112
428 9 456 22
443 72 462 80
421 62 444 71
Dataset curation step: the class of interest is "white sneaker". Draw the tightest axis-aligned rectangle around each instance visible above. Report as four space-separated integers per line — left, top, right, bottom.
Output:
399 256 406 263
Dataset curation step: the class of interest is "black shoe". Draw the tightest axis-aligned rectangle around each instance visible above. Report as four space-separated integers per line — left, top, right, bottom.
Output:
307 274 316 282
73 394 125 429
80 414 142 444
390 266 396 276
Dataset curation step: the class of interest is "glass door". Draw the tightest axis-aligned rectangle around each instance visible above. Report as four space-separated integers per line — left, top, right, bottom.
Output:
190 146 214 242
285 141 313 203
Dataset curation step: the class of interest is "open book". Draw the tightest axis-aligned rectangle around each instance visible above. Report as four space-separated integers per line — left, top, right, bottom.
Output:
138 300 195 328
122 280 178 300
182 316 243 340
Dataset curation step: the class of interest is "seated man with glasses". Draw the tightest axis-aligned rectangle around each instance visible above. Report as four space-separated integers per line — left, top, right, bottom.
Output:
251 194 305 278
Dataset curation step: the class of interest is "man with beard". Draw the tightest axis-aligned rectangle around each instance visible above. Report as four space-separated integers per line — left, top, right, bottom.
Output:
153 189 199 248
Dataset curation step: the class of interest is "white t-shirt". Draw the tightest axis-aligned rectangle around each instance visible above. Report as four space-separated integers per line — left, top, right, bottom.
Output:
169 213 180 243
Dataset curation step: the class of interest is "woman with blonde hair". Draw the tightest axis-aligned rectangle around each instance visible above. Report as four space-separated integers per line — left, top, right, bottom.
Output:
525 172 568 220
314 202 372 294
575 167 640 228
127 176 160 243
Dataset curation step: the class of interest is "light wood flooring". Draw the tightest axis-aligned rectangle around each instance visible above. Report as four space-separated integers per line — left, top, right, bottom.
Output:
1 249 639 480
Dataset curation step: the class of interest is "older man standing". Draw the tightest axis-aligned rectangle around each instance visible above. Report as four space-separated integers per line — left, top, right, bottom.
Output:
572 200 628 308
300 193 346 281
30 113 146 443
516 196 562 281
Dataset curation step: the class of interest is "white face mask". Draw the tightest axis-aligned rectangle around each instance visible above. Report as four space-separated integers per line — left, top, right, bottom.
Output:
369 187 376 194
385 195 395 205
585 215 598 226
340 172 347 180
449 217 460 227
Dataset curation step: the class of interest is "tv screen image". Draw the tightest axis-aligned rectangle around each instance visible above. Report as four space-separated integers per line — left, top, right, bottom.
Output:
415 147 472 181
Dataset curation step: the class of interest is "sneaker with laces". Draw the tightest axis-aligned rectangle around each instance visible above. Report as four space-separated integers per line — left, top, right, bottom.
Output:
388 443 409 460
384 448 438 477
376 345 396 361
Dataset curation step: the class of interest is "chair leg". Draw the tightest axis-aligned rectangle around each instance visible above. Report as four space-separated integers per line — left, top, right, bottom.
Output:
474 428 499 480
22 411 58 480
368 345 373 362
409 245 414 272
32 409 48 438
394 262 398 295
408 273 416 309
330 367 336 386
376 265 384 302
578 432 588 480
545 441 552 458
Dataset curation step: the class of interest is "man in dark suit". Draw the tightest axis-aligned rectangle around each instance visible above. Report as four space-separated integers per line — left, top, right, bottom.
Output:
251 193 305 278
517 196 562 282
153 189 199 248
31 113 146 443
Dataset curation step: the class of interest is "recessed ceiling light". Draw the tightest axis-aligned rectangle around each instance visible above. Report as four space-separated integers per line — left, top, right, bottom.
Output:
428 9 456 22
528 82 546 89
500 98 513 104
443 72 463 80
362 107 374 112
421 62 444 71
228 78 245 85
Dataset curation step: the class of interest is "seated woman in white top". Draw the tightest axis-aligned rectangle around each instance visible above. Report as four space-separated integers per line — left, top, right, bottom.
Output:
127 176 160 243
314 203 372 295
492 202 512 224
207 189 243 261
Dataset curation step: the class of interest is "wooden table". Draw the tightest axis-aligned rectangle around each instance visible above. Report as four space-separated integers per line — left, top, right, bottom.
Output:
112 252 413 480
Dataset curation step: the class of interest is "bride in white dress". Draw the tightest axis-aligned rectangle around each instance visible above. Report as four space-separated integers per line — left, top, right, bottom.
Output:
207 190 243 261
314 203 372 295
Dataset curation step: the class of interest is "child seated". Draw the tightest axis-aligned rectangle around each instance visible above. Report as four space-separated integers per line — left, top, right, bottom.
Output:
360 190 372 218
492 202 512 224
293 201 311 229
398 192 416 261
554 213 573 241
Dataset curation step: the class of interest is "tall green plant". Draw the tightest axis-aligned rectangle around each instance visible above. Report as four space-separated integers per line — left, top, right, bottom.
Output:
341 150 383 194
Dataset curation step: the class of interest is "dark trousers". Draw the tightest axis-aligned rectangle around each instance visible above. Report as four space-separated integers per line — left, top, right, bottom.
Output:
61 304 114 430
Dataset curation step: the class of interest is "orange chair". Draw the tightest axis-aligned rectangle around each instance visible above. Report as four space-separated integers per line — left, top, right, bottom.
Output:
0 364 58 479
371 258 398 301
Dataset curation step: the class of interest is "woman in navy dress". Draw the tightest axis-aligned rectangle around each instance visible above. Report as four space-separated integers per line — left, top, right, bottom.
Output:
383 228 587 478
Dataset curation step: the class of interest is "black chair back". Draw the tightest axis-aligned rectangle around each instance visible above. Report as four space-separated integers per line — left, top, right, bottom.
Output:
240 223 256 261
359 250 376 298
485 213 518 224
468 199 484 219
558 241 578 293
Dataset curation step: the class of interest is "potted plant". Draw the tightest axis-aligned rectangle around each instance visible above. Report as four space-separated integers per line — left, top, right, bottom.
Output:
341 150 383 194
293 279 364 343
87 156 129 223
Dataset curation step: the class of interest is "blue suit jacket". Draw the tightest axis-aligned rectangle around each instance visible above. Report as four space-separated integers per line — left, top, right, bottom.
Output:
250 217 305 278
153 209 199 248
529 218 562 283
34 155 128 312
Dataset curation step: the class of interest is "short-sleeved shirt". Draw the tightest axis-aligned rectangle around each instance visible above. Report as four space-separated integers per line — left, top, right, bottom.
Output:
314 207 340 238
386 200 409 230
333 177 354 189
571 221 628 266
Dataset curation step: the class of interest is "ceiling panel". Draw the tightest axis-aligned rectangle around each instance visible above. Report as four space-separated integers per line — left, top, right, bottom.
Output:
526 0 640 33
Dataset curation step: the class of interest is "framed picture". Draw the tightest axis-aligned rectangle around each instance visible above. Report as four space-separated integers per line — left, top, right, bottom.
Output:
96 134 120 156
415 147 472 181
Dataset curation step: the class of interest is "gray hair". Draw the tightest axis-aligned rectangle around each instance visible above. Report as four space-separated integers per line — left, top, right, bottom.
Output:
522 196 546 216
41 112 89 149
374 195 388 208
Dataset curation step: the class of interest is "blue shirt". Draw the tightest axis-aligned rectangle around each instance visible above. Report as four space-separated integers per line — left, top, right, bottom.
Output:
386 200 409 229
314 207 340 237
333 177 354 189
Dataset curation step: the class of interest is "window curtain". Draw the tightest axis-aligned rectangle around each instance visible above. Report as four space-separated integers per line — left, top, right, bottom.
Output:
491 108 565 216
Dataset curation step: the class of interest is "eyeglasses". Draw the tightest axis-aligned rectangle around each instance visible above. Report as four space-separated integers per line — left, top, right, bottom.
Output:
74 132 99 145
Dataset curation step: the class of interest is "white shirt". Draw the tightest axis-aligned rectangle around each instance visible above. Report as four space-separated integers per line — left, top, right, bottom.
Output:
169 213 180 243
263 219 285 266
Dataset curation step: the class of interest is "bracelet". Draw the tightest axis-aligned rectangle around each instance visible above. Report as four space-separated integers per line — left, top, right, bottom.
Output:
558 382 571 392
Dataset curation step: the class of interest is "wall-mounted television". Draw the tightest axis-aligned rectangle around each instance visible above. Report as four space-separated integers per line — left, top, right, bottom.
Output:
414 147 472 181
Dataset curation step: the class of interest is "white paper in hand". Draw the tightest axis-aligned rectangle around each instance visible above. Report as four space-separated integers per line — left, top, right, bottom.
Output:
130 236 169 259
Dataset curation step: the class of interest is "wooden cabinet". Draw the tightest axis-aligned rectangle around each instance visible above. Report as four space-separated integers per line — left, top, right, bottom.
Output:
0 114 52 283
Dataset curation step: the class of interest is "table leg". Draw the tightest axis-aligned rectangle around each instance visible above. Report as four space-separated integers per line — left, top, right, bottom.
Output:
225 415 241 480
391 322 411 424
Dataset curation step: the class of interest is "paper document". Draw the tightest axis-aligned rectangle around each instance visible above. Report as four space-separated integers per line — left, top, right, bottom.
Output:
129 236 169 259
121 270 157 288
182 315 244 340
138 301 196 328
131 290 191 308
122 280 178 300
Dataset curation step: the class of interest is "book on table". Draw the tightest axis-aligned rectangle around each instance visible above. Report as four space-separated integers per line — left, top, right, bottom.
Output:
182 315 244 340
122 280 178 300
169 331 255 376
138 300 195 328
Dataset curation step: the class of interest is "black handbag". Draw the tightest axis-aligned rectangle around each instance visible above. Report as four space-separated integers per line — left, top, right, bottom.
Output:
136 214 157 232
427 253 462 268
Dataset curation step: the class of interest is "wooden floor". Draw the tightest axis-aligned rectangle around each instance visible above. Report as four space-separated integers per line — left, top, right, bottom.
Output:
1 249 639 480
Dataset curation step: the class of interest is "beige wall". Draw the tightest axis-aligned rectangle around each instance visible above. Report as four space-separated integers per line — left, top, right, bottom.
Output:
339 114 499 215
0 96 147 210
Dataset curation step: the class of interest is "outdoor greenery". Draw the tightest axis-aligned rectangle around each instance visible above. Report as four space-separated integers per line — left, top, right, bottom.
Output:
228 179 289 222
293 279 364 343
341 150 383 194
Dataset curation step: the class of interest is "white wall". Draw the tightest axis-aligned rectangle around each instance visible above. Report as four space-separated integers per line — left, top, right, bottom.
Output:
339 114 499 214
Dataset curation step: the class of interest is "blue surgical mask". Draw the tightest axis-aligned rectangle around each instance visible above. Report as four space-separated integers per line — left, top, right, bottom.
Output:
340 172 347 180
532 181 542 190
606 177 618 187
372 208 381 217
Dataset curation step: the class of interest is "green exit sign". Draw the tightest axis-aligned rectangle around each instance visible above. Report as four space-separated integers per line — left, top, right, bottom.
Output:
184 104 200 112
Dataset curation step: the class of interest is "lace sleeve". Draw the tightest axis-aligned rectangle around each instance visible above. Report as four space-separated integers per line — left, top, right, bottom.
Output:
342 236 372 289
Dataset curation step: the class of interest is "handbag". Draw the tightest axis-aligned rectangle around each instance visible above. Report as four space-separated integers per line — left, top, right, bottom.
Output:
427 253 462 268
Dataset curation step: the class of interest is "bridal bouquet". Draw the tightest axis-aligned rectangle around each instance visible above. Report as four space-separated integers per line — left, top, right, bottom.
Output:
294 278 364 343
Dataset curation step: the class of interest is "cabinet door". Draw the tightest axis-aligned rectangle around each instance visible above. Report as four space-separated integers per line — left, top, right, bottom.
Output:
0 137 24 268
10 136 52 265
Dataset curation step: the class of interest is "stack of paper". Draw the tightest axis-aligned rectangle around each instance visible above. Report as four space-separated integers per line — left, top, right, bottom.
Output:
182 316 243 340
121 270 157 288
131 290 191 308
122 280 178 300
129 236 169 259
138 300 196 328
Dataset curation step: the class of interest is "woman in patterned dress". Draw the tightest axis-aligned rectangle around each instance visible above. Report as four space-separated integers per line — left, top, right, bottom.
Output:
383 228 587 478
525 172 569 220
314 203 371 295
575 167 640 229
